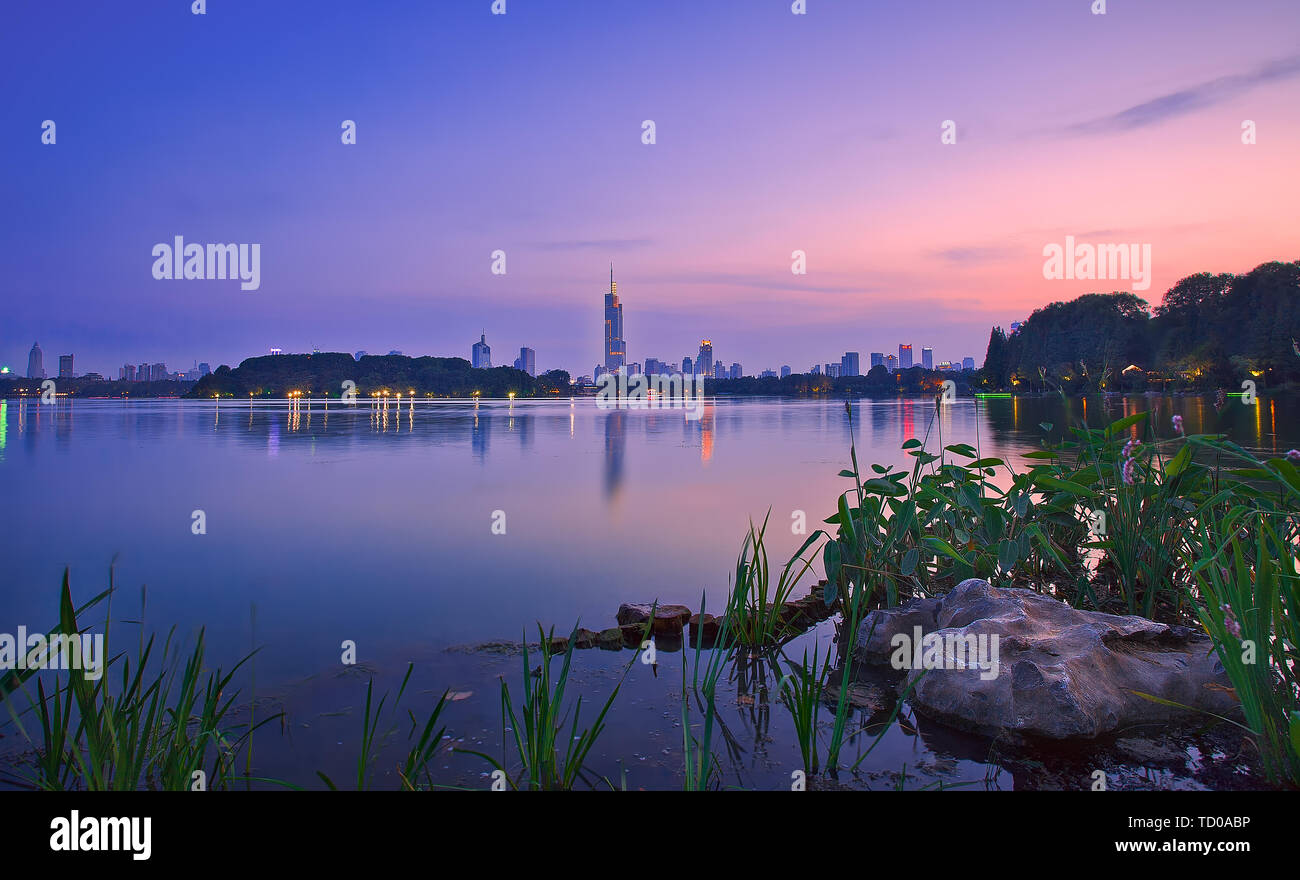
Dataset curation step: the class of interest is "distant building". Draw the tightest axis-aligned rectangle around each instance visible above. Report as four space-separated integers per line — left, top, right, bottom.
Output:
198 362 211 376
627 362 642 376
386 350 403 356
82 373 103 382
937 361 954 371
810 364 821 375
759 369 777 378
962 357 975 371
884 354 899 372
594 365 607 380
472 334 492 368
841 352 860 377
697 340 713 378
644 357 662 375
713 361 724 380
921 347 934 370
1010 321 1024 335
825 363 841 378
730 363 742 379
27 342 44 379
604 266 625 373
780 365 791 378
682 356 693 376
58 355 74 378
150 363 167 382
577 375 592 385
869 352 884 369
899 344 913 369
120 364 136 381
270 348 283 355
137 363 149 382
513 347 536 376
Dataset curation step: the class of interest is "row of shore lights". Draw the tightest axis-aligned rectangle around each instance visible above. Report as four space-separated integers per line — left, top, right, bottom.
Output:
214 390 518 400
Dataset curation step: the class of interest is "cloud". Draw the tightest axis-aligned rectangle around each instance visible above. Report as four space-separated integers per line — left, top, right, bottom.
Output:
1066 54 1300 135
644 271 881 295
931 245 1018 265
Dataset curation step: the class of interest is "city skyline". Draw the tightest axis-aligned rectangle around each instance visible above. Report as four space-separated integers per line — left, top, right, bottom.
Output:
4 2 1297 379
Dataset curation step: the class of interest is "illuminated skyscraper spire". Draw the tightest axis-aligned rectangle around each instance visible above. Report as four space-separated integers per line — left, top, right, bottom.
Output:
604 264 625 373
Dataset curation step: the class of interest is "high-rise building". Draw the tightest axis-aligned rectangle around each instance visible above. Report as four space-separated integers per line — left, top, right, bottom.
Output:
682 356 693 376
869 352 884 369
604 265 625 373
627 362 642 376
198 362 212 376
472 334 491 368
884 354 899 371
58 355 74 378
729 363 742 379
825 363 841 378
841 352 860 377
921 347 934 370
899 344 913 369
780 365 791 378
27 342 44 379
963 357 976 371
120 364 136 382
150 363 167 382
759 369 776 378
810 364 821 375
137 363 149 382
697 340 713 378
712 361 724 380
513 347 536 376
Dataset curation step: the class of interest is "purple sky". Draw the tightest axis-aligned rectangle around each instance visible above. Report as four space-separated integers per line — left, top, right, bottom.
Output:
3 0 1298 378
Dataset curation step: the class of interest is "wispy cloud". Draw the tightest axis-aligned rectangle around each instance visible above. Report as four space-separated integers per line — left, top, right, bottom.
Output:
931 245 1018 265
1066 55 1300 135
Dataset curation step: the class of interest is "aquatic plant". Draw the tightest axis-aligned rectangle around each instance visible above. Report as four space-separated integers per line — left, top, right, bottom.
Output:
0 568 274 791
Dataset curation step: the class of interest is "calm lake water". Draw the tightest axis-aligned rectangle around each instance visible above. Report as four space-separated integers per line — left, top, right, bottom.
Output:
2 393 1292 790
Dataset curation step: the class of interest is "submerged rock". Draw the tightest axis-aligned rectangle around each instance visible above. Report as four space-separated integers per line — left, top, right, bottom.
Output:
855 578 1237 740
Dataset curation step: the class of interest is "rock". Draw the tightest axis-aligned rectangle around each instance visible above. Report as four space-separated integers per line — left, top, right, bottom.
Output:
572 628 600 649
854 578 1238 740
596 627 625 651
822 680 890 714
688 613 721 648
547 634 569 654
620 623 647 648
616 603 692 635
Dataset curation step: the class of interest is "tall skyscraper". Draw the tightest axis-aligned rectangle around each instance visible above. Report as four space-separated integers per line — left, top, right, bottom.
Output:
713 361 723 380
885 354 899 371
869 352 884 369
150 363 167 381
963 357 976 371
198 362 212 376
137 362 149 382
729 363 742 379
472 333 491 368
825 363 841 378
58 355 74 378
682 356 693 376
120 364 136 381
604 265 625 373
841 352 859 377
697 340 713 378
899 344 913 369
513 347 536 376
26 342 44 379
780 365 791 378
921 347 934 370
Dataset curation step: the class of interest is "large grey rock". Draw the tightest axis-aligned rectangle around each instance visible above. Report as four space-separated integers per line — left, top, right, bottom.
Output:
855 578 1237 739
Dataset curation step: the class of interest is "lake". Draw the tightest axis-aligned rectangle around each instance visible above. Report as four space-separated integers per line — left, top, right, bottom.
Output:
2 392 1291 790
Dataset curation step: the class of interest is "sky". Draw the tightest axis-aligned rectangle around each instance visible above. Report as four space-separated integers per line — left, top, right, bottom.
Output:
2 0 1299 379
